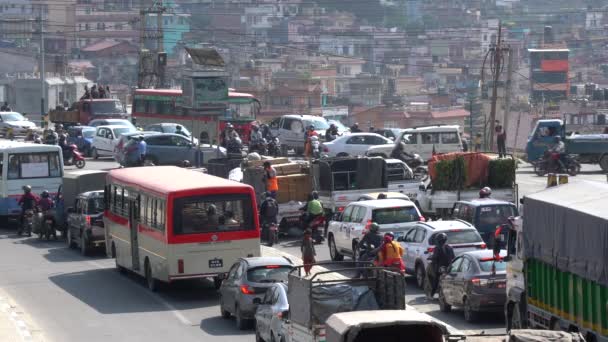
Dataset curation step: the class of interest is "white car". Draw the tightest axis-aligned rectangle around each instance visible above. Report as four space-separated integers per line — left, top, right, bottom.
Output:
321 133 393 157
0 112 37 134
397 220 485 288
267 114 331 155
327 199 423 262
366 125 464 161
91 125 136 158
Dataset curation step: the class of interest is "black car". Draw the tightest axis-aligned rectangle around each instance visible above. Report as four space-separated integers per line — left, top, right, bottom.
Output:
438 249 507 322
66 191 105 256
451 199 518 247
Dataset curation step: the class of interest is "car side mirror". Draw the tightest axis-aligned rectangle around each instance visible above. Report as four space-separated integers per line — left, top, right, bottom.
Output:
67 207 75 214
252 298 262 305
418 184 426 191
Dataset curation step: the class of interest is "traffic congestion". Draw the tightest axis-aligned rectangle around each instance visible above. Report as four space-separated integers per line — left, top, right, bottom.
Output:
1 85 607 342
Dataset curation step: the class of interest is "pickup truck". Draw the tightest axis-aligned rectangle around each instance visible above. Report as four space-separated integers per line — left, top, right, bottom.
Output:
283 262 406 342
526 119 608 171
416 153 517 218
504 181 608 342
49 99 128 126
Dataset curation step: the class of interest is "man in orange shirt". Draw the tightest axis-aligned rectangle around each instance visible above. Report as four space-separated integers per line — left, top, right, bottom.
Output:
263 161 278 198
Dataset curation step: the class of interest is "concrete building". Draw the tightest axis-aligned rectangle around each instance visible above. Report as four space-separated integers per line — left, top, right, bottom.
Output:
75 0 138 50
5 75 92 114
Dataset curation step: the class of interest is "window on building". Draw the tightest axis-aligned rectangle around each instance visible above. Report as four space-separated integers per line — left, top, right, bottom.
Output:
85 23 89 30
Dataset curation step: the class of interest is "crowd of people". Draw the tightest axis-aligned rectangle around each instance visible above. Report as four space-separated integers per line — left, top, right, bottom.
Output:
81 84 112 100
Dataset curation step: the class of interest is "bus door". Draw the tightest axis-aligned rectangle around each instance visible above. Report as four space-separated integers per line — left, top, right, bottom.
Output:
129 196 141 271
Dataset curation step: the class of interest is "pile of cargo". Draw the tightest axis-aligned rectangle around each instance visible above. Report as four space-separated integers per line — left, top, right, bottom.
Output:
242 157 311 203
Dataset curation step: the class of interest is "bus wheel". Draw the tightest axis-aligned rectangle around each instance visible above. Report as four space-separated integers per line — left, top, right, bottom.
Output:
145 259 159 292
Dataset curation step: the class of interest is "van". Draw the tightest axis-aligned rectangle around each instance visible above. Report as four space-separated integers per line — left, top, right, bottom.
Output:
267 114 331 155
366 125 463 161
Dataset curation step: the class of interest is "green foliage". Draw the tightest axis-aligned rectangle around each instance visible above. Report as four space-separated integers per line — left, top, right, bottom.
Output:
433 157 467 191
488 158 516 188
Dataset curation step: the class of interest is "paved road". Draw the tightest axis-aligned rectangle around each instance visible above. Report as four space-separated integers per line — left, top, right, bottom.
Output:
0 157 604 341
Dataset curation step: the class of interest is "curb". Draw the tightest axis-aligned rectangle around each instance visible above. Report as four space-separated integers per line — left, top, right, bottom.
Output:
0 290 44 342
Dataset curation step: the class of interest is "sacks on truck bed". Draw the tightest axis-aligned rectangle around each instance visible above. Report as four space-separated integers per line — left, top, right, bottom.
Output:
428 152 493 189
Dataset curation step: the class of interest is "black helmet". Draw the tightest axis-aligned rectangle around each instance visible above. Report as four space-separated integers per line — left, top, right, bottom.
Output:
22 185 31 193
369 222 380 234
330 123 336 128
312 191 319 199
377 193 388 199
265 191 272 198
435 232 448 246
308 125 315 131
181 160 191 168
41 190 50 198
176 125 182 130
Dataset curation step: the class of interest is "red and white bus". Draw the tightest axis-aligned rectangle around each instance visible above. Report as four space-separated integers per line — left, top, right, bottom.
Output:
131 88 260 144
103 166 261 290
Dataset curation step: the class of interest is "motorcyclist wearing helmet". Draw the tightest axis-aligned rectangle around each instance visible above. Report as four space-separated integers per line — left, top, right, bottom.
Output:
390 141 415 162
175 125 188 137
377 232 405 273
377 193 388 199
249 124 265 152
547 135 566 171
350 122 362 133
429 232 455 297
325 123 338 142
358 222 383 252
38 190 54 212
479 186 492 199
18 185 38 228
259 191 279 241
220 123 238 148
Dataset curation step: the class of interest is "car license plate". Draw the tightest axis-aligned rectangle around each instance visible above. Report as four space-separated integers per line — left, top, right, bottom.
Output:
209 258 223 268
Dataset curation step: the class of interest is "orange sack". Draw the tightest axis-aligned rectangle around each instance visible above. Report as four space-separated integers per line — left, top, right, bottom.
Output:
428 152 493 188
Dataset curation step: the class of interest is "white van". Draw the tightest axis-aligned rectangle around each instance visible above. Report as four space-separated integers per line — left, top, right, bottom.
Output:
366 125 463 161
267 114 331 155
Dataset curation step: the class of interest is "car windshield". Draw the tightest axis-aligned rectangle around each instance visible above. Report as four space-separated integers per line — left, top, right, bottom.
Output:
477 205 517 233
372 206 419 224
246 266 292 283
1 113 25 121
82 129 95 138
478 258 507 272
113 127 135 137
87 197 104 214
91 100 124 114
430 230 482 245
303 118 330 130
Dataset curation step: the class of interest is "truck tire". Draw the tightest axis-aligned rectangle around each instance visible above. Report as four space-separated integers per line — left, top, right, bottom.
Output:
600 154 608 172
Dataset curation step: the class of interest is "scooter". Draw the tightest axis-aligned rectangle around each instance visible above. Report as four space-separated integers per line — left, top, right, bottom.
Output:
63 144 86 169
267 136 281 157
17 209 34 237
424 259 448 300
308 214 325 244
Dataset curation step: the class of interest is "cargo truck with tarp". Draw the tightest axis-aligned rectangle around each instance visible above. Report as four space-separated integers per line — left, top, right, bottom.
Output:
504 181 608 342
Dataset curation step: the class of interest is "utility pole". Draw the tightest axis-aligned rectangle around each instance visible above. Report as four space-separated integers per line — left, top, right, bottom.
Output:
503 46 513 153
469 97 474 140
487 22 502 151
137 0 165 88
39 5 46 124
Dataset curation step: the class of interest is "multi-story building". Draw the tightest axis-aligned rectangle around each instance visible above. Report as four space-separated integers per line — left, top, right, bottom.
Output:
75 0 138 50
529 48 569 103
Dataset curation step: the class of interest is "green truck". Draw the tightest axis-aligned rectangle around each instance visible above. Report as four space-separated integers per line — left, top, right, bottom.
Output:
504 181 608 342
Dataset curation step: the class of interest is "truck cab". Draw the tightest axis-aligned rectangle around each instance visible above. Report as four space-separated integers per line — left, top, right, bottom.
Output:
525 119 564 163
50 99 127 126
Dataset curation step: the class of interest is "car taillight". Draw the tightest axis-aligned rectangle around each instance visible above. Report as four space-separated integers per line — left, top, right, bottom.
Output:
240 285 255 295
337 207 345 212
266 265 280 269
85 215 91 226
471 278 489 286
479 243 487 249
178 259 184 274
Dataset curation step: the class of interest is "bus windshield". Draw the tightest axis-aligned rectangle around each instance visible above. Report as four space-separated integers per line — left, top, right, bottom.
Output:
173 194 254 235
7 152 62 179
227 101 256 120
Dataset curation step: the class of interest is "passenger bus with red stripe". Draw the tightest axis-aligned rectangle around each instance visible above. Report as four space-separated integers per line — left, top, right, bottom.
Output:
131 88 260 144
103 166 260 290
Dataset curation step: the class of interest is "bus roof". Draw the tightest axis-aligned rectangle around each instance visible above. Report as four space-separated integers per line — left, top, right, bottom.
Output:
134 88 254 99
0 141 62 153
108 166 253 194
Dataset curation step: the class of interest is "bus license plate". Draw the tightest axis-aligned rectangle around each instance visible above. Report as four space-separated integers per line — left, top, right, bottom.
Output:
209 258 223 268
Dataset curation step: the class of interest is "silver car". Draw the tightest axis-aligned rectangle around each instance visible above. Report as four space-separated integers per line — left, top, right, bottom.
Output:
254 282 289 342
0 112 37 134
219 257 293 330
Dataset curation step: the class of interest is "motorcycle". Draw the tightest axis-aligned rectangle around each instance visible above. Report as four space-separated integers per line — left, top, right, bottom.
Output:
226 137 244 157
392 150 428 180
308 214 325 244
310 136 321 159
17 209 34 237
249 138 268 155
423 259 447 300
535 151 580 176
267 136 281 157
34 208 57 240
63 144 86 169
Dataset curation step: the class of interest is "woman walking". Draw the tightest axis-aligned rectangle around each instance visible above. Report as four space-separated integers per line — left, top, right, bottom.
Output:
301 229 316 276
